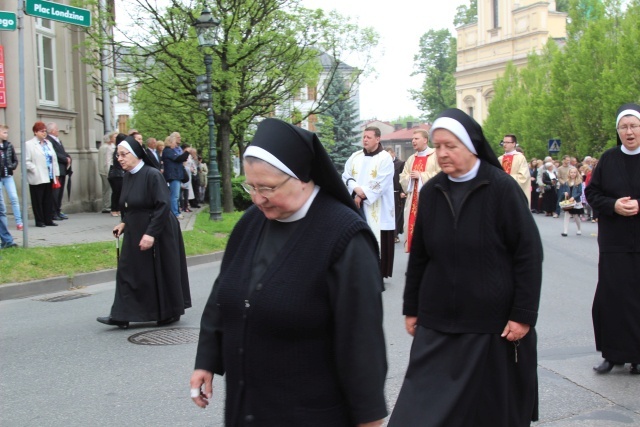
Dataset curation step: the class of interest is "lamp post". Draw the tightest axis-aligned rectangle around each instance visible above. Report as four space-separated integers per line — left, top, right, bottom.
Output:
193 8 222 220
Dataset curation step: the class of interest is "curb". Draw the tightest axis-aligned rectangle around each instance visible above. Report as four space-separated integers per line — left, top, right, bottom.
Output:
0 251 224 301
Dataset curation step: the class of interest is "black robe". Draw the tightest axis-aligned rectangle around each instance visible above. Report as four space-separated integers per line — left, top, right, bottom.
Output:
110 164 191 322
585 147 640 363
195 191 387 426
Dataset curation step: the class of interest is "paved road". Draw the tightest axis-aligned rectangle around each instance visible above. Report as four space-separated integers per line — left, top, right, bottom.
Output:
1 214 639 426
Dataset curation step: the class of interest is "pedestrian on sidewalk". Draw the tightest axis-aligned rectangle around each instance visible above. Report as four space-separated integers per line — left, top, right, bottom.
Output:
0 124 23 230
25 121 60 228
97 136 191 328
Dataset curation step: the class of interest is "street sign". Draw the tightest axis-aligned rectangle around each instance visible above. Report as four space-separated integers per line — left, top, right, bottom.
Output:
548 139 561 153
25 0 91 28
0 11 17 31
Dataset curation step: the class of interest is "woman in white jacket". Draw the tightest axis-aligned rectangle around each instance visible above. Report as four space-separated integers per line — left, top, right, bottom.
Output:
25 121 60 227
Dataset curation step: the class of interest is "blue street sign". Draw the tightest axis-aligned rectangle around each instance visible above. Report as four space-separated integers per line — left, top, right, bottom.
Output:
548 139 561 153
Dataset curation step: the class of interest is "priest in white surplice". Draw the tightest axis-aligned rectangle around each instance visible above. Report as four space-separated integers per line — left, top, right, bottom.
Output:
343 126 396 278
497 134 531 205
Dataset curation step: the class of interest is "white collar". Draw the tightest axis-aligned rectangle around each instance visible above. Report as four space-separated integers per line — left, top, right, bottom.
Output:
416 147 433 157
277 185 320 223
504 150 516 156
130 161 145 174
448 158 480 182
621 145 640 155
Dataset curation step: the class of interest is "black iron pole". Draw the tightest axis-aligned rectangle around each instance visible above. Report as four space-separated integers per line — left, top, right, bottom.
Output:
204 53 222 220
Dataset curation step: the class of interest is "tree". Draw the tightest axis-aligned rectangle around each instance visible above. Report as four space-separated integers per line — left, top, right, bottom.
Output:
453 0 478 27
411 29 457 122
318 71 360 169
77 0 378 212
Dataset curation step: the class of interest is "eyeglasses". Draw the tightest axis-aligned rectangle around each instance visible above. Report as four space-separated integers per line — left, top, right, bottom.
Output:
617 124 640 132
115 152 132 159
501 140 515 144
241 176 292 197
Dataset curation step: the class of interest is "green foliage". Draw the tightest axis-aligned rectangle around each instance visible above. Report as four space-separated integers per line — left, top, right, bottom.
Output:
318 72 360 169
411 29 457 121
391 115 421 126
453 0 478 27
483 0 640 159
0 210 242 284
231 176 253 211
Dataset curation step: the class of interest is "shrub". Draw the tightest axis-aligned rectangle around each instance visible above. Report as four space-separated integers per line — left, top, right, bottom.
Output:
232 176 253 211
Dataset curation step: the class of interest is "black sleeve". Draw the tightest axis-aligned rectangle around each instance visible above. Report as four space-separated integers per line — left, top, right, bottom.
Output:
585 155 616 216
403 188 430 316
328 232 388 424
194 277 225 375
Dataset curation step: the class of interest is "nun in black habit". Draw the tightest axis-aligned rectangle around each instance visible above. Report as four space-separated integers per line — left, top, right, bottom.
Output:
389 109 543 427
97 136 191 328
190 118 388 427
586 103 640 375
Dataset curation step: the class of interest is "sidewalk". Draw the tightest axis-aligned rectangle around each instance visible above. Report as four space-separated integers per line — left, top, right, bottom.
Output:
0 207 223 301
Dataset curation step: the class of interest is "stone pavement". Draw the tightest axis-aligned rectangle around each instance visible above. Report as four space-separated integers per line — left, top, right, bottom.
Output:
0 207 223 301
11 208 200 248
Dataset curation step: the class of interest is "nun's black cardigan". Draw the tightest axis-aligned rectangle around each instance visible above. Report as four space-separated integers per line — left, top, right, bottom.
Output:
404 160 544 333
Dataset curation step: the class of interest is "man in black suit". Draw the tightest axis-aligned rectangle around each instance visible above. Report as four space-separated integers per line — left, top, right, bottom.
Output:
145 137 162 171
46 122 70 220
385 147 406 243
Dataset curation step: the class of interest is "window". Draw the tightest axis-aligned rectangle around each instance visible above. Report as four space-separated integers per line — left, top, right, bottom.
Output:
117 86 129 103
468 107 474 118
36 18 57 105
307 86 317 101
492 0 499 29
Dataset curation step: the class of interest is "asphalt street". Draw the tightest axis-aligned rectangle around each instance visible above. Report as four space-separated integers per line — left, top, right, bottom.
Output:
1 214 639 426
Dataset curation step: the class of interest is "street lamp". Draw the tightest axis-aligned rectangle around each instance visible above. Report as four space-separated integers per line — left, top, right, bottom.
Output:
193 8 222 220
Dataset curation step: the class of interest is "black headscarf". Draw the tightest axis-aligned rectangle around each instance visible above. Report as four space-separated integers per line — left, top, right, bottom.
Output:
246 118 357 212
122 135 152 166
429 108 502 170
615 103 640 146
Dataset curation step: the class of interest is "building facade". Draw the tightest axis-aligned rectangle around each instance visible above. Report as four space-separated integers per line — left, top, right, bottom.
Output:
0 0 114 217
455 0 567 124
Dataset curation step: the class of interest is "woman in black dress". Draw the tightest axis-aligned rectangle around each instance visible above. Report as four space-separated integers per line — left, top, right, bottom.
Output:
541 162 558 216
389 109 543 427
97 136 191 328
107 133 127 217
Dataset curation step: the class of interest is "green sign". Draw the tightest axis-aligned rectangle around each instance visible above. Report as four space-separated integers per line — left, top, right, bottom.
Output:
0 11 17 31
25 0 91 28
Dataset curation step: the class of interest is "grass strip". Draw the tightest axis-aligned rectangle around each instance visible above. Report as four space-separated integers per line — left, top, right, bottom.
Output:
0 210 242 285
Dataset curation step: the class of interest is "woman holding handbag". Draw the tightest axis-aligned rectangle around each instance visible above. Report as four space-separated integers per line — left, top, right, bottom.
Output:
541 162 558 217
24 121 60 227
559 166 584 236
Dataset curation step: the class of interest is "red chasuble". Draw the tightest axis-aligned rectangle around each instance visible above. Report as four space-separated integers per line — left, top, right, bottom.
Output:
501 155 514 174
406 155 428 253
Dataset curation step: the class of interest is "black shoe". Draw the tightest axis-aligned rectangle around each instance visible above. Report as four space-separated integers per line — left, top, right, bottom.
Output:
630 364 640 375
58 213 69 220
96 316 129 328
45 222 58 226
593 359 621 373
561 233 567 237
2 242 18 249
156 315 180 326
36 222 46 228
101 209 112 213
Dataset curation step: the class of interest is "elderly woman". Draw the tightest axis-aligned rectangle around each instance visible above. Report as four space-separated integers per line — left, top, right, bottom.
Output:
586 103 640 375
388 109 543 427
24 121 60 227
108 133 127 217
541 161 558 217
97 136 191 328
190 119 387 427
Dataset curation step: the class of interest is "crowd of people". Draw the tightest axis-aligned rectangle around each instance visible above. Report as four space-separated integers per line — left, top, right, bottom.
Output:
100 129 209 221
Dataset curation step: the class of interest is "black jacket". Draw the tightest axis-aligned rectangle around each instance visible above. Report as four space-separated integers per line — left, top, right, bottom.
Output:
404 161 543 333
0 140 18 177
47 135 71 177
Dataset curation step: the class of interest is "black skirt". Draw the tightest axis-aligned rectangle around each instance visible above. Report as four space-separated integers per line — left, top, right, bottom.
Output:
389 326 538 427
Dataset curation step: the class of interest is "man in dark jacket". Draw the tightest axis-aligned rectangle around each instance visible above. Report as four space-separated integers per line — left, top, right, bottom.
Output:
386 147 406 243
0 125 23 230
46 122 71 220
